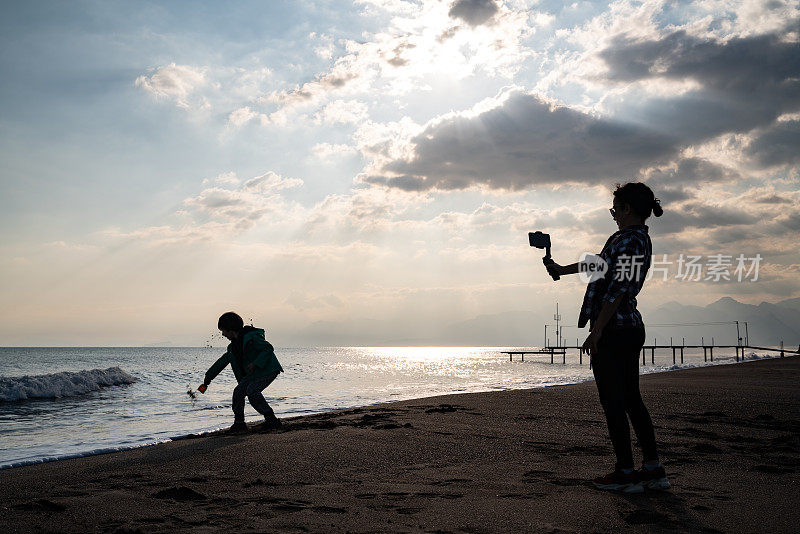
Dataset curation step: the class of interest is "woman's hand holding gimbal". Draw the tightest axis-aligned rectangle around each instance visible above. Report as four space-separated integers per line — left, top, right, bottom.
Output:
544 261 578 280
545 261 563 279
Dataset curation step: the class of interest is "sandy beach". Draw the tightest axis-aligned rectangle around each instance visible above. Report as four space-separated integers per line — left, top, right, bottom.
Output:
1 356 798 533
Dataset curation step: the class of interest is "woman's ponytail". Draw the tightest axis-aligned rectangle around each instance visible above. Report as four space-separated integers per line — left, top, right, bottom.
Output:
652 197 663 217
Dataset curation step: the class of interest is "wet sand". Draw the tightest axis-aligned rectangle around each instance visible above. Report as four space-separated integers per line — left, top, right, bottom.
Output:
1 356 798 533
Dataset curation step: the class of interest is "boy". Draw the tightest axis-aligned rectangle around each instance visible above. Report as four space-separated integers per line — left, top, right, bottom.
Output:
199 312 284 433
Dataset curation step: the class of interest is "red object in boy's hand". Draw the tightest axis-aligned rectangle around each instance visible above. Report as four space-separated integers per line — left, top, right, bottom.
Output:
198 384 207 393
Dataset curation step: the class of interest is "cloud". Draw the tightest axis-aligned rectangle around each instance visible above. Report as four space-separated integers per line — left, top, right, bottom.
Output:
313 99 369 125
242 172 304 193
652 202 760 236
202 172 241 187
311 142 358 160
363 90 679 191
284 291 344 312
640 157 741 203
745 119 800 167
265 69 361 107
448 0 499 27
254 0 534 125
183 171 303 230
597 24 800 142
228 106 260 127
135 63 208 109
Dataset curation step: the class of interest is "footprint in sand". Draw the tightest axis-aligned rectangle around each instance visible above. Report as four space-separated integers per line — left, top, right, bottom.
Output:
752 464 794 474
152 487 206 501
311 506 347 514
13 499 66 512
430 478 472 486
621 509 670 525
424 404 463 414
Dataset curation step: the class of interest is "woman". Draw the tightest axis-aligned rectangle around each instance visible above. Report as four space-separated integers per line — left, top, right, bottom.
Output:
546 182 669 493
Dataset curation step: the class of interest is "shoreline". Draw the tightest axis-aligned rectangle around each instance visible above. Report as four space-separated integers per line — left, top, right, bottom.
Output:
0 351 781 472
1 355 797 532
0 351 778 471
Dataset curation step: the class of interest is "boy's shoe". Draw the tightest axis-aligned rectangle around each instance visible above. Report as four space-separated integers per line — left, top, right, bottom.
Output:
592 470 644 494
638 465 671 490
257 417 282 432
227 421 248 434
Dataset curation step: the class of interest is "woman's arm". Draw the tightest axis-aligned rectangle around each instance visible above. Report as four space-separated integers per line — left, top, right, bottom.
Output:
582 297 624 356
548 262 580 277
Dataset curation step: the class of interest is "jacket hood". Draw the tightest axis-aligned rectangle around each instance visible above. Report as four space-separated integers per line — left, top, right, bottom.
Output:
226 326 264 350
241 326 264 339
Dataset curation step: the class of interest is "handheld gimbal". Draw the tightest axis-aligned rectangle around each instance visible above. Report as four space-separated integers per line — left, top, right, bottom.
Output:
528 231 559 281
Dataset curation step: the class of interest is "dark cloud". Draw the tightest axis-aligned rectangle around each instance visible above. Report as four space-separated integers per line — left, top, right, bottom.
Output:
641 157 740 203
745 120 800 167
366 91 680 191
651 201 759 236
385 42 415 67
366 22 799 194
448 0 498 27
771 213 800 231
752 194 793 204
272 71 359 104
706 227 765 245
437 26 460 43
599 25 800 142
645 157 740 185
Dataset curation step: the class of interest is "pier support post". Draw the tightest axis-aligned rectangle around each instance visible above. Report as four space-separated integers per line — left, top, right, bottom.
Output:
672 347 676 365
703 347 707 362
680 347 684 364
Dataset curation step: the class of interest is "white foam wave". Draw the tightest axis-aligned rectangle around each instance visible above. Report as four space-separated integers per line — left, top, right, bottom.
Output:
0 367 137 402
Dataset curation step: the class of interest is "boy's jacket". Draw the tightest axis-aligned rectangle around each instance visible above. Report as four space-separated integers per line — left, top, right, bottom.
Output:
205 327 283 384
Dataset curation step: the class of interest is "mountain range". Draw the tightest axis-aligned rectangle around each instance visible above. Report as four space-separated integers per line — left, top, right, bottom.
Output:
284 297 800 348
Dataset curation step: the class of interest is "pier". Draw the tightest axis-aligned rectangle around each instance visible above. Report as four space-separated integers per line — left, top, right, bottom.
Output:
503 342 799 365
505 305 799 365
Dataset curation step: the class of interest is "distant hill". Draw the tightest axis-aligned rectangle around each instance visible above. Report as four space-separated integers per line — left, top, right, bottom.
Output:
643 297 800 347
284 296 800 347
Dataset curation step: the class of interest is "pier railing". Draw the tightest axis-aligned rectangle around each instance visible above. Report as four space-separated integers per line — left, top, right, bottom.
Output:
502 343 799 365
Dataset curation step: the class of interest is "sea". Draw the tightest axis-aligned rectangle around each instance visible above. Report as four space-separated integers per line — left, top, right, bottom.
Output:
0 346 775 469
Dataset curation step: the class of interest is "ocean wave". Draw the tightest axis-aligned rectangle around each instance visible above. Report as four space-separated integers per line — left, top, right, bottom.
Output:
0 367 137 402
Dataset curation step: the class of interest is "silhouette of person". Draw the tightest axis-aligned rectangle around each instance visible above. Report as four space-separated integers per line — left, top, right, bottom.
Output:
545 182 670 493
198 312 284 433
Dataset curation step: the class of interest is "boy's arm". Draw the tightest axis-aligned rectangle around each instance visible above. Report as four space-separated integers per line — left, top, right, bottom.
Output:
204 353 230 384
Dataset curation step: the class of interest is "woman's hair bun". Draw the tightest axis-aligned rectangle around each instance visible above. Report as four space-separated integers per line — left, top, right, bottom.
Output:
652 197 663 217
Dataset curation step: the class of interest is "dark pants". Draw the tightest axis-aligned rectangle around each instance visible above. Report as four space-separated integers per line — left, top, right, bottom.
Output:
232 372 280 423
592 326 659 470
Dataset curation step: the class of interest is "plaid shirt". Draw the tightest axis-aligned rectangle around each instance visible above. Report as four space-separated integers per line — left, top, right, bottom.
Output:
578 224 652 330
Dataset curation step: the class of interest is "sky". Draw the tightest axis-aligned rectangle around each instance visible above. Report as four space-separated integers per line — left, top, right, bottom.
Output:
1 0 798 346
